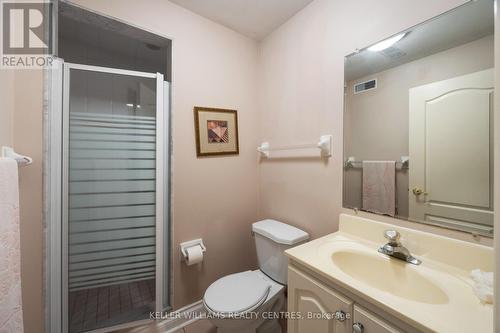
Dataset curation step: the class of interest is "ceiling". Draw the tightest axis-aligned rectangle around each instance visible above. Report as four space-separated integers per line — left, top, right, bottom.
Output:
345 0 494 82
169 0 315 40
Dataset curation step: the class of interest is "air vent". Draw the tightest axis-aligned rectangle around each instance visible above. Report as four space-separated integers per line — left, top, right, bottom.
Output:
354 79 377 94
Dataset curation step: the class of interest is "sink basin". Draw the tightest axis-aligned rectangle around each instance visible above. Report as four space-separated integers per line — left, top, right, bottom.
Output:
331 250 449 304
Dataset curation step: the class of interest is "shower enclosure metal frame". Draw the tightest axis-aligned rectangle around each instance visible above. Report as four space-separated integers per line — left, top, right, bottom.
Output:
45 59 171 333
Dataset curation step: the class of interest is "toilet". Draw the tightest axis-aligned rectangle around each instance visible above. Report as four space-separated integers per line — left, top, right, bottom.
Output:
203 219 309 333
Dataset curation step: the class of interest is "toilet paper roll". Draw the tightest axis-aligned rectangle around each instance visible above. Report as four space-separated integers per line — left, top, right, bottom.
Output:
185 245 203 266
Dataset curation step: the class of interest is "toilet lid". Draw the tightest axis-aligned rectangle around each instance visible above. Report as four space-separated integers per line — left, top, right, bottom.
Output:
203 271 271 315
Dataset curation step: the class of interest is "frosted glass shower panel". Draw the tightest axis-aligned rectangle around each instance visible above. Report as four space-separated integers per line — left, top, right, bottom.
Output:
68 69 157 332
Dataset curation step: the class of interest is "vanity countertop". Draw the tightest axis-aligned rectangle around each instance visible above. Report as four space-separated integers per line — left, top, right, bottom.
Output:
285 213 493 333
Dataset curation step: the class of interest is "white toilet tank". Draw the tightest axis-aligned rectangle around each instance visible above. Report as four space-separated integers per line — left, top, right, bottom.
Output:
252 220 309 284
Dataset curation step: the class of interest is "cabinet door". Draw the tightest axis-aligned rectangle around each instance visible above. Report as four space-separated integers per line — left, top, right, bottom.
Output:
353 305 404 333
288 266 352 333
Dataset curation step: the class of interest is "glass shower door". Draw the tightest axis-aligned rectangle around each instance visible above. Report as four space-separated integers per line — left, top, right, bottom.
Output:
62 63 166 332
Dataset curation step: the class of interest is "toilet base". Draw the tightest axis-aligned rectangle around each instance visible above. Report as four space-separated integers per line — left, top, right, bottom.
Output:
210 289 285 333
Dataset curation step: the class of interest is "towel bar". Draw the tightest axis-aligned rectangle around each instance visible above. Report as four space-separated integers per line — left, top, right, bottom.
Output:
257 135 332 158
1 146 33 166
344 156 409 169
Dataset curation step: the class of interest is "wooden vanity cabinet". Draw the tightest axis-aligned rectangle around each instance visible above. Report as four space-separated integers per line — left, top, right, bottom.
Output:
288 266 405 333
288 266 352 333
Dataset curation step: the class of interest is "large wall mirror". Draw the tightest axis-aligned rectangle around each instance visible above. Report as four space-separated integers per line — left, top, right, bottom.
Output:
343 0 494 236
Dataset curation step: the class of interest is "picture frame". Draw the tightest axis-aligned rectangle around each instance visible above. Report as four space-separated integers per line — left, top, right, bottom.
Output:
194 106 239 157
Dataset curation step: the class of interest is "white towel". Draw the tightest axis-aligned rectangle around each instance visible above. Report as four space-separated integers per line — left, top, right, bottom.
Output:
362 161 396 217
470 269 493 304
0 158 24 332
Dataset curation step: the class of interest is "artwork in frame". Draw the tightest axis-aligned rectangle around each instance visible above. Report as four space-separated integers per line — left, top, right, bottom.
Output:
194 107 239 157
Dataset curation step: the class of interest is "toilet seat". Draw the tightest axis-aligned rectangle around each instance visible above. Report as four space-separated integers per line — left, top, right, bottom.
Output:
203 271 271 315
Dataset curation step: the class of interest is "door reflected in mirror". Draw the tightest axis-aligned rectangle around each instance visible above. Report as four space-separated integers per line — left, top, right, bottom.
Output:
343 0 494 236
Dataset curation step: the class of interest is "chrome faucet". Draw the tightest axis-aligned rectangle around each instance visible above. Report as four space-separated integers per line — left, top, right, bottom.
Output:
378 230 421 265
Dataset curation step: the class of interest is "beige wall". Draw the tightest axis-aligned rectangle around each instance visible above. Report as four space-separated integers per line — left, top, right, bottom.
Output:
15 70 45 333
0 70 15 147
344 35 494 218
258 0 470 240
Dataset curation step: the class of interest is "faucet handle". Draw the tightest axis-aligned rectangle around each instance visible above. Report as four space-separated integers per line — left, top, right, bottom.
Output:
384 230 400 244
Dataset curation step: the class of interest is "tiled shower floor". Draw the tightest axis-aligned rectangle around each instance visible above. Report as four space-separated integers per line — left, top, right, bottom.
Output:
69 279 155 332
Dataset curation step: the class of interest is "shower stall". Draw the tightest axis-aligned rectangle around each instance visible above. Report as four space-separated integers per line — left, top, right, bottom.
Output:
46 60 170 333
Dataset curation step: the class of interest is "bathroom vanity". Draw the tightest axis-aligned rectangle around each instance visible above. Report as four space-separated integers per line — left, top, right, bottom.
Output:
285 214 493 333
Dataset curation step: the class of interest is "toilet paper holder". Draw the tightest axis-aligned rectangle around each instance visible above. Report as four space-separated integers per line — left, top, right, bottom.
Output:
180 238 206 261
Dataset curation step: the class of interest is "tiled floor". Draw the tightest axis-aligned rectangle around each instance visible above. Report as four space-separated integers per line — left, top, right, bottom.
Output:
69 279 155 333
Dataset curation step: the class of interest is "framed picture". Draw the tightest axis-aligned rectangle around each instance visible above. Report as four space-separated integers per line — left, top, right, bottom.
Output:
194 107 239 157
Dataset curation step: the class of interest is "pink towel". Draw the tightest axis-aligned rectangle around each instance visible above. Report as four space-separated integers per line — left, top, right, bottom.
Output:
0 158 23 333
362 161 396 217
